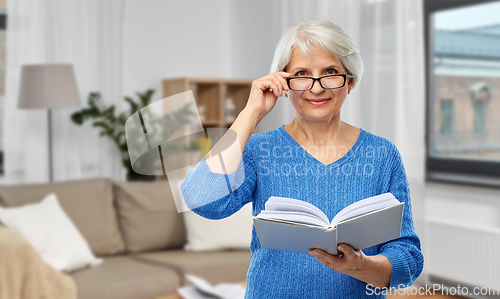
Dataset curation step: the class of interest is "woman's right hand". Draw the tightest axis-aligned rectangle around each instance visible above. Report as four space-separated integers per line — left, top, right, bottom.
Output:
212 72 291 173
244 72 291 121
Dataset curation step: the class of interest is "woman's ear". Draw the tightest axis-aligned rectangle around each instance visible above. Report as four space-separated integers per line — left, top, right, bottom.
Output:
283 90 288 98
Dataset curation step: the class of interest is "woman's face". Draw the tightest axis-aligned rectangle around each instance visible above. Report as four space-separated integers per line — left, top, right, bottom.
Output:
286 45 352 123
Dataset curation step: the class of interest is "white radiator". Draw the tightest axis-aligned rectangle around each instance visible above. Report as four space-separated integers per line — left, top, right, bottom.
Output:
426 220 500 290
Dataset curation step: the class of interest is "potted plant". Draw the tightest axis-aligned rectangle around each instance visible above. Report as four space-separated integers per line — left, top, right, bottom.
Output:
71 89 196 181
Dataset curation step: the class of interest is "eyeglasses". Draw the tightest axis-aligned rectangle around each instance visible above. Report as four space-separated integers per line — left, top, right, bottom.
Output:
286 72 351 91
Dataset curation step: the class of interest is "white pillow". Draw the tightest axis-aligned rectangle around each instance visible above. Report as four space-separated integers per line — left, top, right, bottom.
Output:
0 193 102 272
183 203 253 251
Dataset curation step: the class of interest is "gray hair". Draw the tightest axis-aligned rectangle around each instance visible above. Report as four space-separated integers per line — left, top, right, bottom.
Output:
270 20 364 92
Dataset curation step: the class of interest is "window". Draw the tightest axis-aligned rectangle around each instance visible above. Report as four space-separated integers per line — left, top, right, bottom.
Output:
440 100 453 138
425 0 500 187
473 100 485 137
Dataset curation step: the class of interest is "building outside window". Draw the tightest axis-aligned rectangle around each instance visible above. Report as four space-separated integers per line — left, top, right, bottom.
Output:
440 99 453 138
473 99 485 137
425 0 500 186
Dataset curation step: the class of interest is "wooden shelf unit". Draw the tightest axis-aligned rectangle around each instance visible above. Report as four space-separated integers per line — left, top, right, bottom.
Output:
162 77 253 128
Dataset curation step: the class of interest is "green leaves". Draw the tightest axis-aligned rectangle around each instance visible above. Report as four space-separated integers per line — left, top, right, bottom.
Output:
70 89 156 173
124 96 139 114
69 89 196 176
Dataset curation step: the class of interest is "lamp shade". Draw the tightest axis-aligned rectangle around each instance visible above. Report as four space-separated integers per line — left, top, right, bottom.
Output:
18 64 80 109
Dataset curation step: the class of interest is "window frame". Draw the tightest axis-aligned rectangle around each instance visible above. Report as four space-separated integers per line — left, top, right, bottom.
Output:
424 0 500 188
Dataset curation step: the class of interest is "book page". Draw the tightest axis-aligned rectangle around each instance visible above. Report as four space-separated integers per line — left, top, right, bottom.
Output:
265 196 329 224
257 210 328 227
264 202 330 224
184 274 224 299
214 284 245 299
330 193 399 226
177 286 217 299
178 274 245 299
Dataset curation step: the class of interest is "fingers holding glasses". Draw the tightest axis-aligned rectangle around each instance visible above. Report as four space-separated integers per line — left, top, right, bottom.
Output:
270 72 290 96
268 80 282 99
246 72 292 118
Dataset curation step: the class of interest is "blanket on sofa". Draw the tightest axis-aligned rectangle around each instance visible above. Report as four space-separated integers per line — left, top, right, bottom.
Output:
0 225 77 299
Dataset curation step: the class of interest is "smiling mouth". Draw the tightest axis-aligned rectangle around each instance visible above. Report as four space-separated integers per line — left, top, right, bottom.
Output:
305 98 330 105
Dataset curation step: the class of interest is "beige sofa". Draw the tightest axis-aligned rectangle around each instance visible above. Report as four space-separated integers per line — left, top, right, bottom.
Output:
0 178 250 299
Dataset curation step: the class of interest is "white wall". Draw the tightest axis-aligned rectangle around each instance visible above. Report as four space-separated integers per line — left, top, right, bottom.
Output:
123 0 233 102
122 0 294 132
426 183 500 228
228 1 281 79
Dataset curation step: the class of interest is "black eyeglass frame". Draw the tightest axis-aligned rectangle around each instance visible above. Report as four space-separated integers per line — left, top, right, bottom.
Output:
286 71 352 91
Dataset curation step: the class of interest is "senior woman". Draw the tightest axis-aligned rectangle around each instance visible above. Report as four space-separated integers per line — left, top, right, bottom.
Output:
180 20 423 298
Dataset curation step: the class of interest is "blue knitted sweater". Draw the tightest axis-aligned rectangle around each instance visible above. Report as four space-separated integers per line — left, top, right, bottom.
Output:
180 125 424 299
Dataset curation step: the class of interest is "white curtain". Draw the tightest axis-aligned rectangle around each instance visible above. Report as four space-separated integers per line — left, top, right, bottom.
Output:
4 0 125 183
260 0 426 264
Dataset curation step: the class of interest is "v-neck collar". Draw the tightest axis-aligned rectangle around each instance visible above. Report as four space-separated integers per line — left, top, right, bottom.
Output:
277 124 366 167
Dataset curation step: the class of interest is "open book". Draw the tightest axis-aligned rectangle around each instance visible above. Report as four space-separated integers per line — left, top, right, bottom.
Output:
253 192 404 255
176 274 245 299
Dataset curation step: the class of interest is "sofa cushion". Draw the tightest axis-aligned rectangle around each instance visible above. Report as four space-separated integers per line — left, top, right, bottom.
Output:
0 193 102 272
114 180 186 253
183 203 252 251
0 178 125 256
70 256 181 299
131 249 251 285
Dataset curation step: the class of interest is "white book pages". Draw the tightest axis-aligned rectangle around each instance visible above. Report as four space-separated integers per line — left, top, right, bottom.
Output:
177 287 215 299
178 274 245 299
257 193 399 229
212 284 245 299
185 274 223 298
266 196 329 223
264 201 330 224
330 193 398 226
257 210 328 227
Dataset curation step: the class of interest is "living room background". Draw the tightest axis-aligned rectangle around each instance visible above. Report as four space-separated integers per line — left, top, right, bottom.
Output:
1 0 500 293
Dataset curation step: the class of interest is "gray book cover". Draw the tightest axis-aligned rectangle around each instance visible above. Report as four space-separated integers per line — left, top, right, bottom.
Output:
253 202 404 255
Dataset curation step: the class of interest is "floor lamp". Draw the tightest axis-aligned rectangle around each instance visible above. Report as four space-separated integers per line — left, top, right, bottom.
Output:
18 64 81 182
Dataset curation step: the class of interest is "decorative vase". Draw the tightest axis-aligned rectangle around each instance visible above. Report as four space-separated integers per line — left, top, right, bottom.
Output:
126 171 156 181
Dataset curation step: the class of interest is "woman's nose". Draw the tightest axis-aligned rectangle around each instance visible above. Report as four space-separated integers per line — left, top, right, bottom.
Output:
310 79 324 94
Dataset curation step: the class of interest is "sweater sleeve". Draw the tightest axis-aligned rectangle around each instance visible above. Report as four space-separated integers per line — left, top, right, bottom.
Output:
179 135 257 220
377 144 424 289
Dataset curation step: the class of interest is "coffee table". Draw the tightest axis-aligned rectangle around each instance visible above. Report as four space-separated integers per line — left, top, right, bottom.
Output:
156 282 246 299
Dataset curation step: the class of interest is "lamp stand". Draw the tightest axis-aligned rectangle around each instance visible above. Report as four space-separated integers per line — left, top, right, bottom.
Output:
48 108 53 182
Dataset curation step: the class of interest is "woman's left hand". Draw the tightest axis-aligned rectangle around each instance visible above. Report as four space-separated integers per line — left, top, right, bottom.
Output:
309 244 392 289
309 244 365 277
